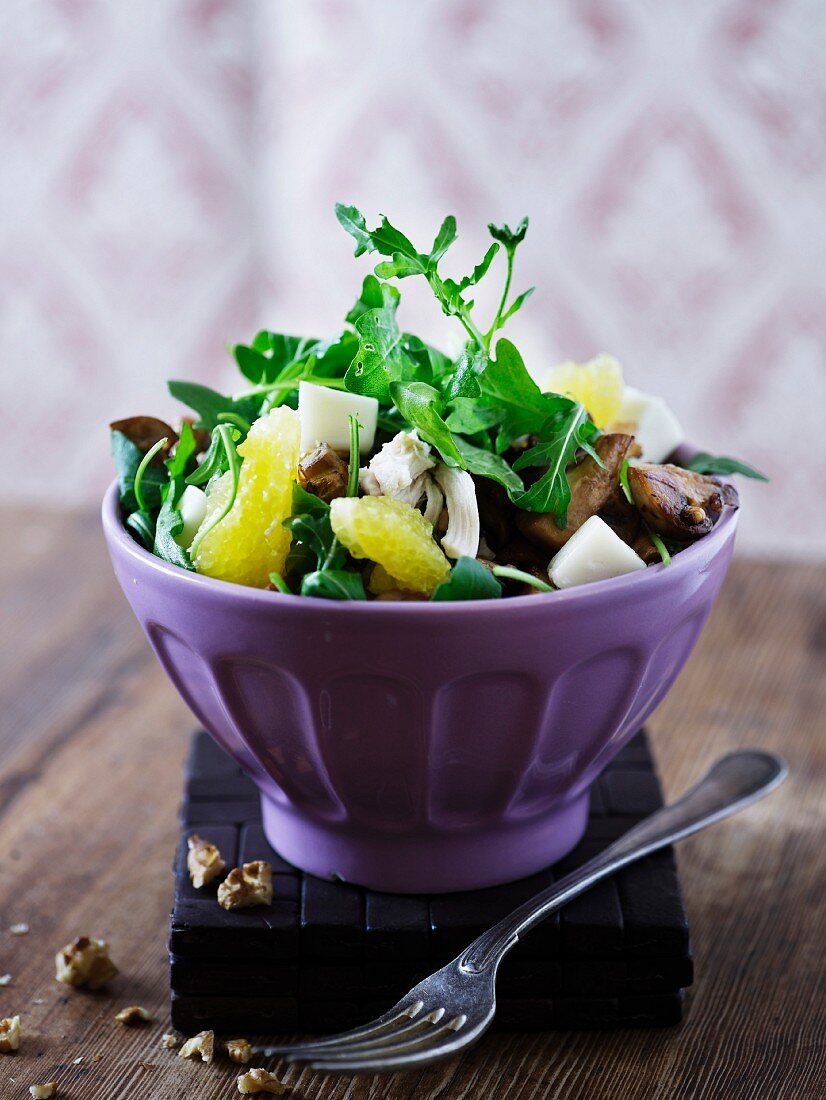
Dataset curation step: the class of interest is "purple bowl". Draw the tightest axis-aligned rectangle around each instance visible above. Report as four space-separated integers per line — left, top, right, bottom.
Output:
102 480 737 892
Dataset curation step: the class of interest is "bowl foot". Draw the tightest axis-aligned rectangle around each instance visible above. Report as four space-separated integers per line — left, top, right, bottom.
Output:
259 793 590 894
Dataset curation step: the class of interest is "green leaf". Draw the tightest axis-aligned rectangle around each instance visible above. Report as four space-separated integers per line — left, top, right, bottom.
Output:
428 215 457 266
512 403 598 518
110 430 167 512
445 398 498 436
188 425 241 557
284 483 345 576
375 253 426 279
431 557 503 601
682 452 768 481
444 242 500 295
300 570 367 601
499 286 535 325
479 338 551 446
346 307 415 401
446 346 486 401
168 380 259 435
166 422 198 480
232 333 314 385
454 437 524 495
345 275 400 325
335 203 374 256
186 425 239 487
488 216 529 251
153 488 193 570
125 509 155 549
388 381 465 467
268 571 292 594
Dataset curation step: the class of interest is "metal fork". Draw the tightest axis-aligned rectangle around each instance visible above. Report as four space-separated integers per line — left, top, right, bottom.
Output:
255 749 786 1074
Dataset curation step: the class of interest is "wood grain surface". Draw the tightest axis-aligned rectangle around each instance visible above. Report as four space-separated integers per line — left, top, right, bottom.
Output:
0 507 823 1100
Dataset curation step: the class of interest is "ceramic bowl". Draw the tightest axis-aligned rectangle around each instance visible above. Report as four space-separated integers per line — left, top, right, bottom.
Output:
103 480 736 892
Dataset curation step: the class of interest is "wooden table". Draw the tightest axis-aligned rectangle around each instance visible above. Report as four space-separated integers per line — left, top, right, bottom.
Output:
1 507 823 1100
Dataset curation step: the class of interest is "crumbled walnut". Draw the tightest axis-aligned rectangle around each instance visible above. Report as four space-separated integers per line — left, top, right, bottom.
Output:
178 1030 214 1063
0 975 10 986
29 1085 58 1099
10 924 29 936
237 1068 287 1095
55 937 118 990
186 834 226 889
114 1006 152 1026
0 1015 21 1052
225 1038 253 1064
217 862 273 910
161 1032 180 1050
138 1062 156 1071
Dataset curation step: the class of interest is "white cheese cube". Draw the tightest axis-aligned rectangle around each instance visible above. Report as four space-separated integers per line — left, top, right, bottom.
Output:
610 385 683 464
549 515 647 589
298 381 378 453
174 484 207 550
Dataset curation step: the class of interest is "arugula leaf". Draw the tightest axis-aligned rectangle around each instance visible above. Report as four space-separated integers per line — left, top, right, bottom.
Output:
512 403 599 519
153 425 198 570
188 426 241 557
186 424 239 488
284 484 345 576
345 275 400 325
232 333 315 386
347 415 361 497
499 286 535 325
443 243 499 297
133 437 169 513
479 338 551 447
388 381 465 467
346 307 415 401
431 557 502 601
446 346 485 401
683 452 768 481
300 570 367 601
268 571 292 594
445 398 498 436
334 204 375 256
428 215 458 267
454 437 524 495
111 430 167 512
126 509 155 549
488 217 529 249
168 380 259 435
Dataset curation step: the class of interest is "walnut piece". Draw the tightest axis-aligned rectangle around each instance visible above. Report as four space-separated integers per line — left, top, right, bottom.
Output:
187 834 226 889
217 862 273 910
0 974 11 986
55 937 119 990
29 1085 58 1099
178 1030 214 1063
161 1032 180 1050
237 1068 288 1095
10 923 29 936
0 1015 21 1052
225 1037 253 1064
114 1005 152 1026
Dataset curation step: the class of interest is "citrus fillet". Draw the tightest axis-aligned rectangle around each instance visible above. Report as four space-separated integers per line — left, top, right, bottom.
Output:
330 496 450 595
542 354 624 429
193 407 300 588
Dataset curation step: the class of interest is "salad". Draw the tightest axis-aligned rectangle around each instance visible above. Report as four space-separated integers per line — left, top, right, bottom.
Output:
110 206 765 602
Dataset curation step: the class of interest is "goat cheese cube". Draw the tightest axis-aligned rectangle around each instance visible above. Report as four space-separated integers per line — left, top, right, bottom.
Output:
174 485 208 550
298 382 378 453
549 515 647 589
610 386 683 464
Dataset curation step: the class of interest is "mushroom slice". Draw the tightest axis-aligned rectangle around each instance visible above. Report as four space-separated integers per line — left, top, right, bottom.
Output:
517 434 634 554
110 416 178 456
433 466 480 560
298 443 349 503
627 463 739 541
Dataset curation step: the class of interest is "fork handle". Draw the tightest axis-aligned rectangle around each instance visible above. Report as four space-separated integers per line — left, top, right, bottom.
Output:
459 750 786 974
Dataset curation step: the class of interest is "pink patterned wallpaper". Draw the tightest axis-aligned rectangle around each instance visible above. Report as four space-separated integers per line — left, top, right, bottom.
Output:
2 1 824 559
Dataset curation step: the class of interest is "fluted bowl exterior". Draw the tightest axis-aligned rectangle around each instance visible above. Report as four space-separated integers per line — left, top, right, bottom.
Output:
102 481 737 892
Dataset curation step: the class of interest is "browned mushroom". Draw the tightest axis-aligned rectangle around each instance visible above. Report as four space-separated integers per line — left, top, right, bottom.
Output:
472 475 517 551
626 463 739 541
516 433 634 553
298 443 349 503
110 416 178 457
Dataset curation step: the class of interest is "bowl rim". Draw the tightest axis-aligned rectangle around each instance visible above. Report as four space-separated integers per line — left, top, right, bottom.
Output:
102 478 737 614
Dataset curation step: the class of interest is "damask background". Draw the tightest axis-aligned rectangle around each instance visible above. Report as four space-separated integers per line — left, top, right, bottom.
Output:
2 0 824 558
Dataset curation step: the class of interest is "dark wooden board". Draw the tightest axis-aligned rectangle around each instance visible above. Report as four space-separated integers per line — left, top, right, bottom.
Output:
169 731 692 1033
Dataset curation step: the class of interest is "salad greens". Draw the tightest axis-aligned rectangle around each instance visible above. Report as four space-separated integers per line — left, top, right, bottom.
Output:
111 203 763 602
